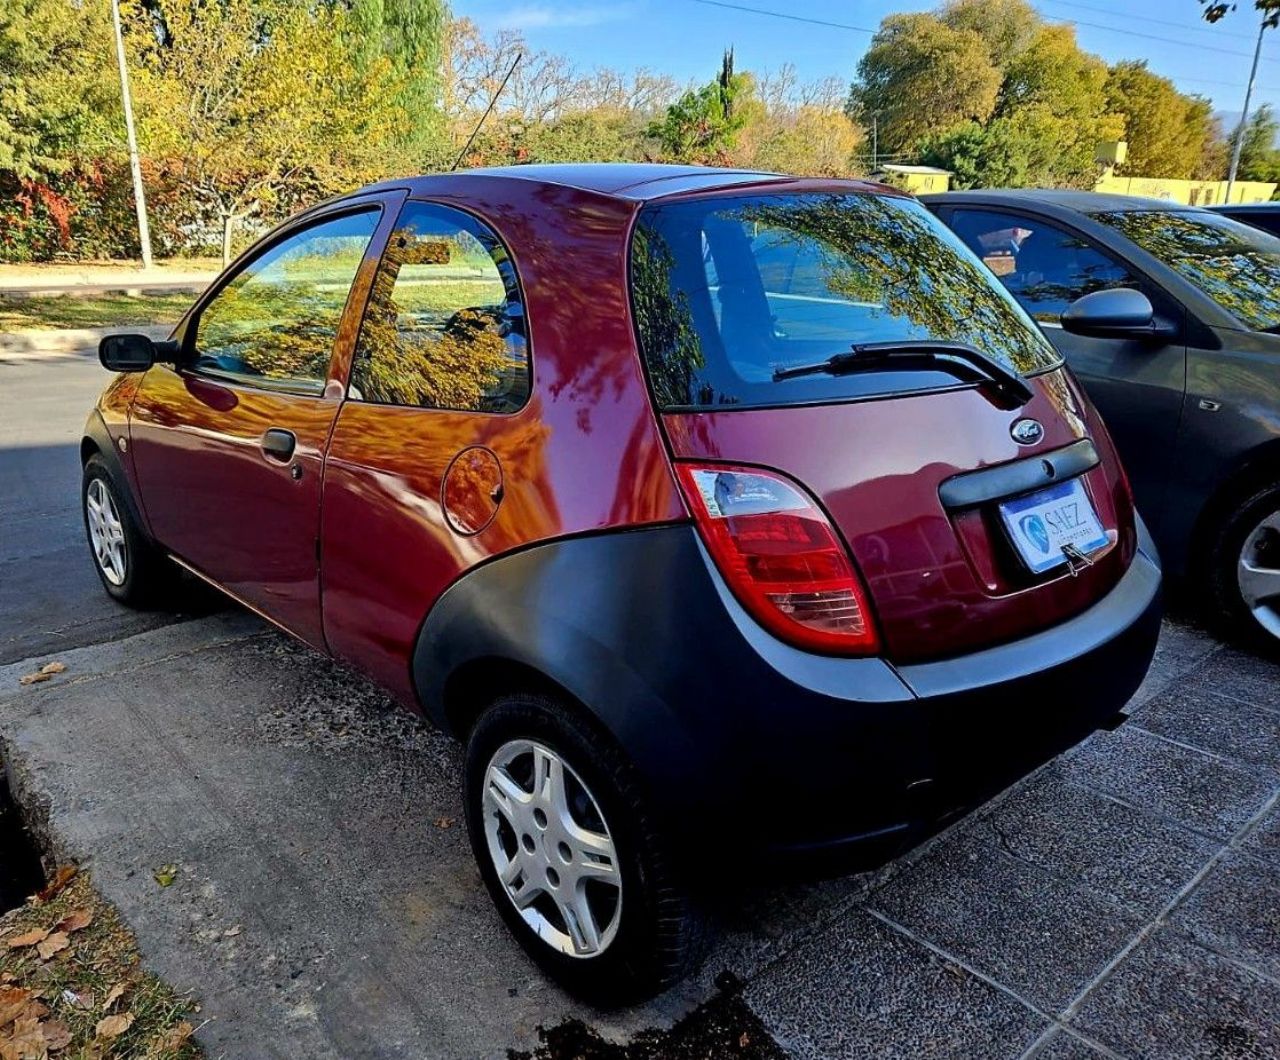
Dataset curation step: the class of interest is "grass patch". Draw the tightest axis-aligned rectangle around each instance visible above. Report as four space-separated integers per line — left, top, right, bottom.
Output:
0 293 194 332
1 869 201 1058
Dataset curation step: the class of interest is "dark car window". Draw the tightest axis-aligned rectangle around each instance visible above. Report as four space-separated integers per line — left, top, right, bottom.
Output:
1096 209 1280 333
947 209 1140 324
193 209 380 394
350 201 530 414
1216 208 1280 239
631 193 1060 411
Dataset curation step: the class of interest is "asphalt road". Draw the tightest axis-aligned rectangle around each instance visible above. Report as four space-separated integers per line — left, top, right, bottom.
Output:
2 337 1278 1059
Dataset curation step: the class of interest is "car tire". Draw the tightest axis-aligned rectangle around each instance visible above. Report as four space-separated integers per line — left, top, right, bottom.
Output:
1207 480 1280 650
463 693 707 1005
82 454 173 607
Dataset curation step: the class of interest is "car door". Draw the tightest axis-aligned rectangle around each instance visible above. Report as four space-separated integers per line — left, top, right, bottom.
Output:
319 199 536 699
939 205 1187 533
128 197 400 647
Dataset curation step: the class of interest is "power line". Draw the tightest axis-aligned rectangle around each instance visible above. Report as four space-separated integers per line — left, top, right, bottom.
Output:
686 0 1278 96
689 0 875 35
1036 0 1261 43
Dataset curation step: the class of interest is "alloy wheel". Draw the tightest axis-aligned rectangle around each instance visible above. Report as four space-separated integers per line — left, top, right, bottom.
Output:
1238 508 1280 639
481 739 622 958
86 477 127 586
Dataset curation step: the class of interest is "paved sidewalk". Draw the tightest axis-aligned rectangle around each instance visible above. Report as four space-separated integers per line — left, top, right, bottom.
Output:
1 610 1276 1059
0 262 216 296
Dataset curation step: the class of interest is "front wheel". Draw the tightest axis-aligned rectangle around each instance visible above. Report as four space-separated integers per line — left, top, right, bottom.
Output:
463 694 706 1005
1208 482 1280 649
82 455 173 607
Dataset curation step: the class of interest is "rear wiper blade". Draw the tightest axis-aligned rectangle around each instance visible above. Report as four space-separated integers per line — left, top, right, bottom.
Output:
772 340 1034 409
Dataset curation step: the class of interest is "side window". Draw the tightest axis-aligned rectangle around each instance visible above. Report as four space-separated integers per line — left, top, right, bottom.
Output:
193 210 379 394
948 209 1139 323
350 201 529 414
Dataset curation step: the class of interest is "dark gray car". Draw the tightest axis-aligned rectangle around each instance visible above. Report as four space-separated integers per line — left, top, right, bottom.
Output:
924 190 1280 646
1210 202 1280 238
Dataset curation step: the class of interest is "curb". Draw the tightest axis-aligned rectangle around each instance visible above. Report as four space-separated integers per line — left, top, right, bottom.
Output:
0 323 172 356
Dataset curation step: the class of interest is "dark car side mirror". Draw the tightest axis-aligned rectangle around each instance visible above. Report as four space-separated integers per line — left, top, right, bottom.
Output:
1060 289 1177 341
98 333 180 372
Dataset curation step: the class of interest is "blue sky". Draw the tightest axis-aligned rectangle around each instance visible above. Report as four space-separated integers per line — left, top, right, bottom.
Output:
451 0 1279 117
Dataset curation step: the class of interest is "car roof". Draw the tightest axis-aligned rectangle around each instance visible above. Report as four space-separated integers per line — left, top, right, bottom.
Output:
350 163 897 204
920 188 1200 215
1208 202 1279 213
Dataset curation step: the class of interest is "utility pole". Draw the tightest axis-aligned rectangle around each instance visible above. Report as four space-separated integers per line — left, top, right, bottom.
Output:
110 0 153 269
1226 17 1270 204
871 116 878 174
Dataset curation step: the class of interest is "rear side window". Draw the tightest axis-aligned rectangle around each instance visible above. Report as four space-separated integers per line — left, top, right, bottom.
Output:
350 201 529 413
947 209 1140 323
630 193 1060 411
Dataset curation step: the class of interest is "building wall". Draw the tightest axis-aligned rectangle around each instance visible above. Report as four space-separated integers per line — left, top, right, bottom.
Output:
1094 173 1277 205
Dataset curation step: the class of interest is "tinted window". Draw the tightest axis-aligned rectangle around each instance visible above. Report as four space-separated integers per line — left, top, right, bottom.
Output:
630 193 1060 411
350 201 529 413
194 210 379 393
948 209 1140 323
1096 209 1280 332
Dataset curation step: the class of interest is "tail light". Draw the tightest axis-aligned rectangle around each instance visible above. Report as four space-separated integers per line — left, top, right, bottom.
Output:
675 463 879 655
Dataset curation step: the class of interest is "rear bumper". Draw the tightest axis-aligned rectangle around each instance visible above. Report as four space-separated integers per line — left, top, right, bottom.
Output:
416 520 1161 873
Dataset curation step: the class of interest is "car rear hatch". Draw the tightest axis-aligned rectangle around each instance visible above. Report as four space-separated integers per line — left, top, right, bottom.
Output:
630 187 1137 662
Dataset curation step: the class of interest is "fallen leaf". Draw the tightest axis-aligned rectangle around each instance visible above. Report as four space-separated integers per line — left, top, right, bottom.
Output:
40 1020 72 1051
101 984 125 1012
0 986 31 1028
1 1015 44 1057
153 865 178 887
4 930 47 951
95 1012 134 1039
434 816 455 830
17 661 66 686
18 1000 46 1022
36 932 69 961
157 1021 194 1050
36 866 77 903
54 909 92 934
739 1031 751 1048
222 924 242 938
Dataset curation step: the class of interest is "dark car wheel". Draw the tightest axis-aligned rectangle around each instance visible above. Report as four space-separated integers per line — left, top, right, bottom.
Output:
463 693 706 1005
82 455 172 607
1209 481 1280 649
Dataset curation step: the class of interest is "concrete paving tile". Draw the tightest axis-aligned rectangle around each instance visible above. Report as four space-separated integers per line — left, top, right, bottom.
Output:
1056 727 1276 841
1133 687 1280 773
1179 649 1280 715
744 906 1047 1060
1240 804 1280 868
1071 929 1280 1060
979 773 1215 918
1128 618 1223 710
868 829 1144 1013
1168 852 1280 983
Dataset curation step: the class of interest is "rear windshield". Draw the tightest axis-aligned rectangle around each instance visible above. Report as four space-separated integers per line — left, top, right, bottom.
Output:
1094 209 1280 333
629 192 1061 411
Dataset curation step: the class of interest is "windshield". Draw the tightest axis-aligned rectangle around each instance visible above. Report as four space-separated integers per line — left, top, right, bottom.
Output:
1095 209 1280 333
629 192 1061 411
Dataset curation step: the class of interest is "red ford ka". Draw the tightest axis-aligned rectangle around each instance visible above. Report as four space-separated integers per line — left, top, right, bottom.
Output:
84 164 1161 1002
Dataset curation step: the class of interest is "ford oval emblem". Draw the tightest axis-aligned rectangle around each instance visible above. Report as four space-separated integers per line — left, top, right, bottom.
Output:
1011 418 1044 446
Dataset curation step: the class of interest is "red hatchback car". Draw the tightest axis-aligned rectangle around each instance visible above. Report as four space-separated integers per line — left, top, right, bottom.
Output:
84 164 1161 1002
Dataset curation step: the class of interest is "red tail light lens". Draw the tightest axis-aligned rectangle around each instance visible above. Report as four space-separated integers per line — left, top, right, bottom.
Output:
676 463 879 655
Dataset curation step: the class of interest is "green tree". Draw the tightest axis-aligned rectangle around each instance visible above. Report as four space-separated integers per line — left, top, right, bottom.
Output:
648 50 755 163
0 0 118 180
1200 1 1280 27
131 0 411 263
848 13 1001 155
1104 61 1215 179
1233 103 1280 182
939 0 1039 70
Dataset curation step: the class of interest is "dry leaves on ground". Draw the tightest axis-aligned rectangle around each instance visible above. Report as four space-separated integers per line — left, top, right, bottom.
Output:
17 662 66 686
94 1012 134 1039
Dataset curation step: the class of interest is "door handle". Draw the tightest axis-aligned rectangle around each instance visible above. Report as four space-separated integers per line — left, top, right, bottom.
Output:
261 428 297 463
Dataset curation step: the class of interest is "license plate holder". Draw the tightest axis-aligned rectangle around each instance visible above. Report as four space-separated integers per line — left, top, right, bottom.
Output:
998 478 1109 575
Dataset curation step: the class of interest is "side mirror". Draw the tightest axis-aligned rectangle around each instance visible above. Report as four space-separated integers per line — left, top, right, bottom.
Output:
98 333 179 372
1060 288 1177 341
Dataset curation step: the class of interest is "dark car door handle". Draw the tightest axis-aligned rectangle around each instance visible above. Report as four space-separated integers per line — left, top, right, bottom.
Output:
261 428 297 462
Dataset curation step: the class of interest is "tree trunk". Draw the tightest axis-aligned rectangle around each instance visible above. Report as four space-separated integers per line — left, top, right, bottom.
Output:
221 214 235 268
